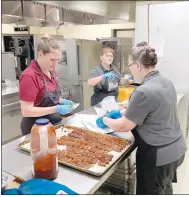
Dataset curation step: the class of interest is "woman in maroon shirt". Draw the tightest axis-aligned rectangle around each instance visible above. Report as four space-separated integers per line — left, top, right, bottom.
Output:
19 36 73 135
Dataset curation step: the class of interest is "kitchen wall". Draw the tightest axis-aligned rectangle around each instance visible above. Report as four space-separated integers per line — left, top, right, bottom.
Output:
116 30 135 38
42 23 135 40
2 24 29 35
135 1 189 94
2 22 135 40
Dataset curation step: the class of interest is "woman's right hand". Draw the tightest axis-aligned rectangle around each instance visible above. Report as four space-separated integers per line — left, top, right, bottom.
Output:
56 105 72 115
106 110 122 119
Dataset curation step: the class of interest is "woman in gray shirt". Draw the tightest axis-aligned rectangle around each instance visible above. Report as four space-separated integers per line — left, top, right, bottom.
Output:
88 44 127 106
96 41 187 194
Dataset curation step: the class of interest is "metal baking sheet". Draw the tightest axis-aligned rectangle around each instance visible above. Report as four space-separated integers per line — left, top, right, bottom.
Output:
18 125 133 176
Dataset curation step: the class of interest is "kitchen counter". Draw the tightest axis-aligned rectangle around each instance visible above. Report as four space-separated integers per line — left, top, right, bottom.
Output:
2 106 135 194
2 86 19 96
2 82 20 105
2 81 19 96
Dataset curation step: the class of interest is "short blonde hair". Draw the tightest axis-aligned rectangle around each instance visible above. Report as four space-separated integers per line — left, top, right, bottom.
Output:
37 34 60 54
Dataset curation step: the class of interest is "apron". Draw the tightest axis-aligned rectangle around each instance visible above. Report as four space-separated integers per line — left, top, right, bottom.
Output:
132 129 181 194
20 61 62 136
91 65 119 106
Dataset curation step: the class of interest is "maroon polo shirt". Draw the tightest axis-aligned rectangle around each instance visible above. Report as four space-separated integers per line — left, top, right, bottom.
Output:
19 60 58 107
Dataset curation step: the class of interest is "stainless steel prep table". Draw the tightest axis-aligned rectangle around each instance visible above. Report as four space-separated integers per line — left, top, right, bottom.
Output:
2 106 135 194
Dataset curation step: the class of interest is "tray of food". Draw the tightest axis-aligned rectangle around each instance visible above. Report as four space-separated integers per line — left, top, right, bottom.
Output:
18 125 133 176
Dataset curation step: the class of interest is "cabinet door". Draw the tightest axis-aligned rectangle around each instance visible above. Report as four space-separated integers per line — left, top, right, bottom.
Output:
2 108 22 143
82 81 93 109
79 40 102 81
119 37 134 75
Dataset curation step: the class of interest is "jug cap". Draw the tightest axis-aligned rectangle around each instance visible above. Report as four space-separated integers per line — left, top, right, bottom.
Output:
35 118 49 125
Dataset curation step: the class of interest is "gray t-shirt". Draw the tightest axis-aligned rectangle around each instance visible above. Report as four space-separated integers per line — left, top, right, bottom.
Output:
124 71 187 166
88 64 122 92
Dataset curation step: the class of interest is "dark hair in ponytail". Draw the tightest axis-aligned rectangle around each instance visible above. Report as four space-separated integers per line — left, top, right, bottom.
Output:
129 41 158 68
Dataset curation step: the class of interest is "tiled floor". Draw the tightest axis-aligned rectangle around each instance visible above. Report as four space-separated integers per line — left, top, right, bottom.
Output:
173 136 189 194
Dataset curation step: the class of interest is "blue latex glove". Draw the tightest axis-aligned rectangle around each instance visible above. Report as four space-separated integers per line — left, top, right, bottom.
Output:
61 99 74 106
96 117 107 129
56 105 72 115
102 72 116 79
106 110 122 119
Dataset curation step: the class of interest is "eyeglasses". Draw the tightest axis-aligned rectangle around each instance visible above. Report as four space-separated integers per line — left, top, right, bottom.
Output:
128 61 136 67
105 54 114 58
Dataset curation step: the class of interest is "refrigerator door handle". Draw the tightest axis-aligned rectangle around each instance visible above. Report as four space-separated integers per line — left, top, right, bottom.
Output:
122 57 125 74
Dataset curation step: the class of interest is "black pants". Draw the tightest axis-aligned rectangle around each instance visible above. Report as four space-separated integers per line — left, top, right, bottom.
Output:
154 154 185 194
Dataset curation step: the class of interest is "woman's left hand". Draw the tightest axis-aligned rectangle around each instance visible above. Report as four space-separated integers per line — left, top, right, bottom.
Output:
61 99 74 106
